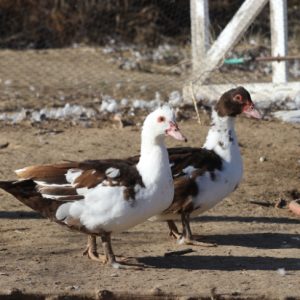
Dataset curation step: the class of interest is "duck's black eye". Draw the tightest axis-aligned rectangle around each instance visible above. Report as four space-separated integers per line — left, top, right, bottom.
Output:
234 94 243 103
157 116 165 123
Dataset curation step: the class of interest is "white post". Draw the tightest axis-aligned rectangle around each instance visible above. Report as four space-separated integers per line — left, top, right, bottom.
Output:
190 0 210 73
270 0 288 83
193 0 268 84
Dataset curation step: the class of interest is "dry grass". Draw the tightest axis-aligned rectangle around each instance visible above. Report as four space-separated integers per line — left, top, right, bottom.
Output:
0 0 299 49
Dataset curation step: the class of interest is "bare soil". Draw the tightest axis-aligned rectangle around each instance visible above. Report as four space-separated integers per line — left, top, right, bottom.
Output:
0 48 299 300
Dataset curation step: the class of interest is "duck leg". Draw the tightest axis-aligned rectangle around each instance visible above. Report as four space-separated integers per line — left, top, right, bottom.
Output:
100 232 144 269
100 232 117 266
83 234 131 265
83 235 107 263
167 220 181 239
178 212 216 247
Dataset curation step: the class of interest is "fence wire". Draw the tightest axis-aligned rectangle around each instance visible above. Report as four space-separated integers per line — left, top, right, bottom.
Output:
0 0 299 113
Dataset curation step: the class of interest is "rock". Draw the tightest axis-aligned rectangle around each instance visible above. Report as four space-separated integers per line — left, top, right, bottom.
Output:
0 142 9 149
277 268 286 276
259 156 267 162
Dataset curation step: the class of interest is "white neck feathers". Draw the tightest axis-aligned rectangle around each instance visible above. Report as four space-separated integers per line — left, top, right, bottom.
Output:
137 124 171 185
203 109 239 162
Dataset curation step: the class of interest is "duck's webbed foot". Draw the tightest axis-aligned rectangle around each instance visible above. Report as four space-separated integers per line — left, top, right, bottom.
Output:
101 233 144 270
83 235 108 263
177 235 217 247
178 213 217 247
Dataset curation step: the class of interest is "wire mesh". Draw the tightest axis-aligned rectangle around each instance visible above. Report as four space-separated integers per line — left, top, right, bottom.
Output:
0 0 299 114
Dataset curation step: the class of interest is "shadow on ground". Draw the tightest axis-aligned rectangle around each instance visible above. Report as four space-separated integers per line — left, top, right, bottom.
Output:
0 211 42 219
195 215 300 224
139 255 300 271
1 212 300 225
199 232 300 249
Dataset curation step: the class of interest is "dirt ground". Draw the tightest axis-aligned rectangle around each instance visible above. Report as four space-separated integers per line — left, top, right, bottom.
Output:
0 48 299 299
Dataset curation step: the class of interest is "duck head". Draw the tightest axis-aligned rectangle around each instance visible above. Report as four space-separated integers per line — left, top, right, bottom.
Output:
215 86 261 119
143 105 187 142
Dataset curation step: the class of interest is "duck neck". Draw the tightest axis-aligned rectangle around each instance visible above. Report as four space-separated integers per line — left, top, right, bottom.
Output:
203 109 240 162
137 128 171 185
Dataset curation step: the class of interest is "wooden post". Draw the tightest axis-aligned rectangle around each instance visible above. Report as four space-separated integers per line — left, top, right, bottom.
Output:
193 0 268 84
184 0 299 106
270 0 288 83
183 82 300 104
190 0 210 74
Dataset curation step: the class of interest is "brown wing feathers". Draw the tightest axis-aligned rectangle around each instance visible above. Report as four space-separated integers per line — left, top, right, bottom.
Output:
168 147 223 177
16 163 79 184
0 159 145 235
0 180 95 234
13 159 145 203
164 147 223 214
68 161 145 202
0 179 64 219
15 160 138 189
127 148 223 214
73 169 105 189
76 160 145 190
3 148 221 219
164 176 198 214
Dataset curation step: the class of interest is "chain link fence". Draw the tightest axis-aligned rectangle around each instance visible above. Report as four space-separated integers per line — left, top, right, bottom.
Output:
0 0 299 116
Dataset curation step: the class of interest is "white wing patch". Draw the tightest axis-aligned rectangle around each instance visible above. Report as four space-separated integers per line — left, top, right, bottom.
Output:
182 165 197 175
105 167 120 178
15 167 28 176
35 181 72 187
40 194 65 200
134 184 142 193
76 187 88 195
56 202 72 221
66 169 82 184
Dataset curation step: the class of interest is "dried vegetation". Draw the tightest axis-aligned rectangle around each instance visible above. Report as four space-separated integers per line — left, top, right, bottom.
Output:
0 0 299 49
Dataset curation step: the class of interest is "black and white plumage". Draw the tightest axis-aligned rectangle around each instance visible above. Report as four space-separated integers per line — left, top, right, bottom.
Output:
156 86 262 245
0 105 186 269
124 87 261 246
81 86 262 253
